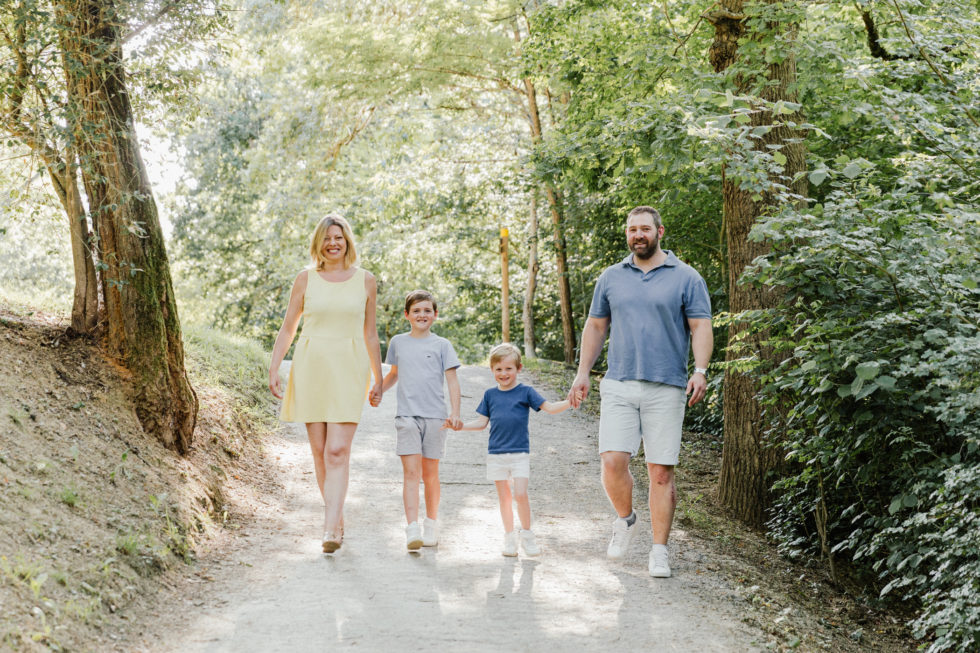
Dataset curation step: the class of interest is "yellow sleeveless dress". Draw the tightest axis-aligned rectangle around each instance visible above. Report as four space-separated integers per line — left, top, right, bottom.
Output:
280 267 370 423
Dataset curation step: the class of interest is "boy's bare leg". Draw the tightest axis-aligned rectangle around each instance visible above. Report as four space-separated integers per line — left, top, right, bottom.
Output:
647 463 676 545
512 477 531 530
421 457 440 520
494 480 515 532
600 451 634 518
401 454 422 524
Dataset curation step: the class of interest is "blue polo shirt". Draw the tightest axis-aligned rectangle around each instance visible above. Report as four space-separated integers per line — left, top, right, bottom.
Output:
589 251 712 388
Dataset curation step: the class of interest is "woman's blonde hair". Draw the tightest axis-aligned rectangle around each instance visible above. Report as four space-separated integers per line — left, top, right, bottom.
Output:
310 214 357 269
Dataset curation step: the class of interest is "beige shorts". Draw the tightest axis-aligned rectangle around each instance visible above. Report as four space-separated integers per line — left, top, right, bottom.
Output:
598 378 686 465
486 452 530 481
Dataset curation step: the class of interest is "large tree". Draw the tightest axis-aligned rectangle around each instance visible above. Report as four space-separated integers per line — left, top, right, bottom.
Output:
59 0 197 452
1 0 204 452
707 0 808 526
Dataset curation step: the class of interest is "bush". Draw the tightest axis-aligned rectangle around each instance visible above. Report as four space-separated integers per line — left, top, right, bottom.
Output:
745 192 979 652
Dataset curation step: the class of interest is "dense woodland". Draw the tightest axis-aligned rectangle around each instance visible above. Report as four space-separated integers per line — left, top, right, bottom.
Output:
1 1 978 650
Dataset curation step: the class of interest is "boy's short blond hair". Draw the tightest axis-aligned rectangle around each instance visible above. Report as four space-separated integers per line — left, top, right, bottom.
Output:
489 343 522 367
404 289 437 313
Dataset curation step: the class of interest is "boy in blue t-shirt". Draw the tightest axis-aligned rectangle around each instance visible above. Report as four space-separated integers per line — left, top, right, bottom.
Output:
382 290 461 550
455 343 578 557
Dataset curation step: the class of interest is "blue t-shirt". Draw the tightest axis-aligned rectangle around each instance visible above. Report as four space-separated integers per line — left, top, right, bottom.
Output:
589 251 712 388
385 332 461 418
475 384 546 454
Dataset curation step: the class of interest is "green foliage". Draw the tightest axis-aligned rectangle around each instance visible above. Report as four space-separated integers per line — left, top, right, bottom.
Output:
748 194 979 651
0 151 73 308
712 2 980 649
169 0 534 358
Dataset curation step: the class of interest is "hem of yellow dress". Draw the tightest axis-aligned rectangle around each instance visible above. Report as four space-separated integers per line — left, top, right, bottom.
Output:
279 415 362 424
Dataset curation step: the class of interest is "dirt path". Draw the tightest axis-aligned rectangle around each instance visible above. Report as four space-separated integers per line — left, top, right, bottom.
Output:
134 365 764 651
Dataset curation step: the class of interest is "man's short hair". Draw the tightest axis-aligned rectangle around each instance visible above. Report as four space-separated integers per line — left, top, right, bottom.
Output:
489 343 522 367
405 290 437 313
627 205 662 228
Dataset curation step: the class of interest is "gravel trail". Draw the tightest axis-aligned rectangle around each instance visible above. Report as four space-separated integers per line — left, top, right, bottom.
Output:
140 364 763 652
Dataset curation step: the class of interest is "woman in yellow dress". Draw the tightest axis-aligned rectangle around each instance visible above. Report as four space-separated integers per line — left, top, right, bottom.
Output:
268 215 383 553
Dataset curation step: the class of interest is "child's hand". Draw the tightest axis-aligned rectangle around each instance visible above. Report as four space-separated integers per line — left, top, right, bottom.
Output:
573 389 584 406
441 417 461 431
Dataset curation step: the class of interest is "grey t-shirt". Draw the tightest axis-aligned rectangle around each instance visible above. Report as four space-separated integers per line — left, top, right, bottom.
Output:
385 332 461 418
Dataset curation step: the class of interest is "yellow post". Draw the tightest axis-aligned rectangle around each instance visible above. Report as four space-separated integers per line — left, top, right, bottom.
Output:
500 226 510 343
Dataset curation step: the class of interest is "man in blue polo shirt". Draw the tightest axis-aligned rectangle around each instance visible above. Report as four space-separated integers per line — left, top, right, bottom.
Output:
569 205 713 578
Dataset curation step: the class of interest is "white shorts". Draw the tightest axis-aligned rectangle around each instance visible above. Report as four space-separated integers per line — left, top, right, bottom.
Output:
598 378 686 465
486 452 530 481
395 416 448 459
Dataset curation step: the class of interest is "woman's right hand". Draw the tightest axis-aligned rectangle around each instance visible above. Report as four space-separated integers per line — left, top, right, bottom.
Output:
269 369 283 399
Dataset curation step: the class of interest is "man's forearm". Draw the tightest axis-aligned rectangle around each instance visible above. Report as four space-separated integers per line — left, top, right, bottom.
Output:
690 319 713 369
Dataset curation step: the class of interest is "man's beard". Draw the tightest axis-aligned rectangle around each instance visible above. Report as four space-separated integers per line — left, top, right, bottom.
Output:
630 236 659 260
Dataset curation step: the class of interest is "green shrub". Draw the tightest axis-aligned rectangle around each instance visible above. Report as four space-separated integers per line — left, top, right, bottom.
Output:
745 190 979 651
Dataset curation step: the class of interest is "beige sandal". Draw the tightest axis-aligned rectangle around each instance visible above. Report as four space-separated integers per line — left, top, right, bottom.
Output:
322 533 342 553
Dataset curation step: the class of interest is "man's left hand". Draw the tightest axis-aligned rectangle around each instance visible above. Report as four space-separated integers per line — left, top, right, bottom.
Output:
685 372 707 407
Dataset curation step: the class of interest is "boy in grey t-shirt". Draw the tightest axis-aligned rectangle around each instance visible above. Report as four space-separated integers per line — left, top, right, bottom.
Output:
381 290 461 550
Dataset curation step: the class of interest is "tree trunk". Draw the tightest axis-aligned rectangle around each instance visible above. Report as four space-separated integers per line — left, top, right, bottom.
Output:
520 77 577 364
58 0 197 453
513 20 576 363
709 0 807 527
39 151 100 334
523 190 539 360
64 154 100 335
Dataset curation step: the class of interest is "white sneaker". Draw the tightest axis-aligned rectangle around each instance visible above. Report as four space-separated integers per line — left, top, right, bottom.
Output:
649 544 671 577
607 515 636 560
405 521 423 550
422 517 439 547
520 529 540 556
502 530 518 557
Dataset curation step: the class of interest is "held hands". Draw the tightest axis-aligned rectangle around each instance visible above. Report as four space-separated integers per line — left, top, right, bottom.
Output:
441 414 462 431
368 382 383 407
568 374 589 409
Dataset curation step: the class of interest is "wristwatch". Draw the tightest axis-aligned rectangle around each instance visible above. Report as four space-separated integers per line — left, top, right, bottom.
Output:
693 367 708 376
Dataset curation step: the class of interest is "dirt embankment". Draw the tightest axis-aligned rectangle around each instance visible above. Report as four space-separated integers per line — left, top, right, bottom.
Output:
0 308 270 651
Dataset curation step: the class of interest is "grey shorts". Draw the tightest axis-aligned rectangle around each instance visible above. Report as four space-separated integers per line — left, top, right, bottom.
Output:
598 378 686 465
395 416 448 459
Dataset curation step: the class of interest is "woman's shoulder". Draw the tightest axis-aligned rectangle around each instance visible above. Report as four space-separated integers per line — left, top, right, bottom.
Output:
358 267 376 290
292 269 312 285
